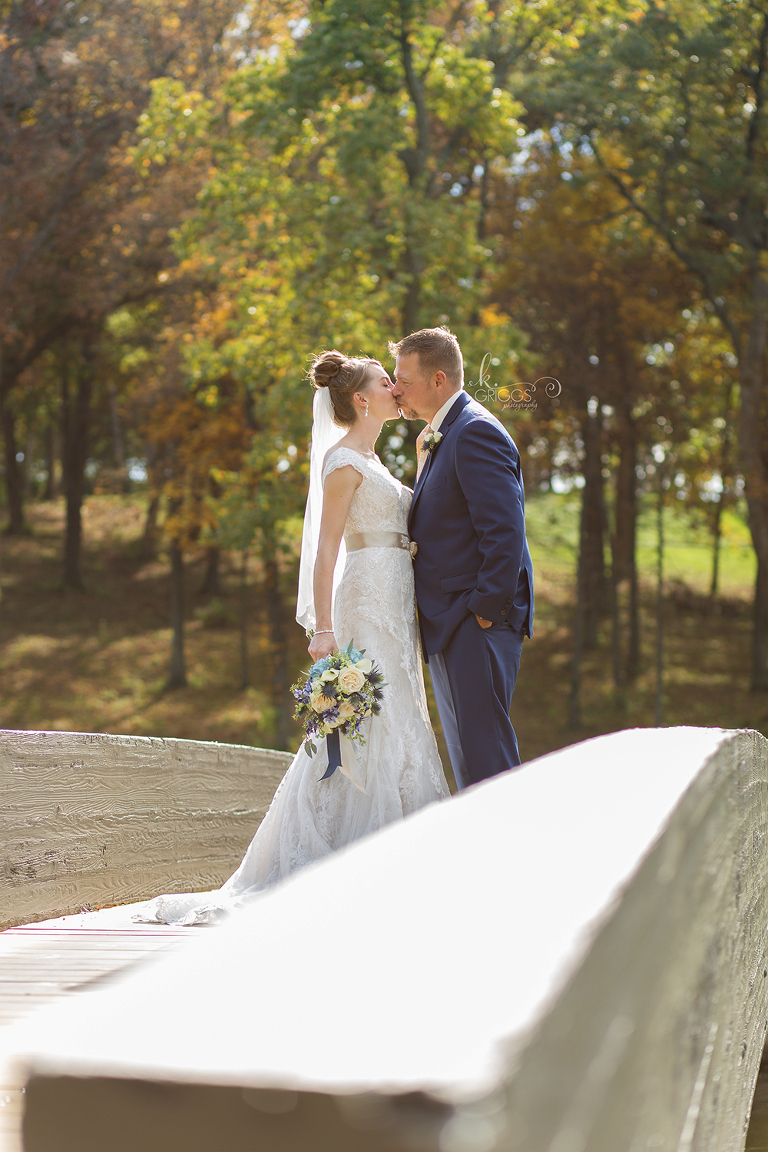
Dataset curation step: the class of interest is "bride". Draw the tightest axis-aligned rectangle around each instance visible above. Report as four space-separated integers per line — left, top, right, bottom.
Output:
139 350 449 925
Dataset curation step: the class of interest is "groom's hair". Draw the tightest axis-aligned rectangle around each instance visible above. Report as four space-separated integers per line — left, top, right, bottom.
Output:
388 326 463 389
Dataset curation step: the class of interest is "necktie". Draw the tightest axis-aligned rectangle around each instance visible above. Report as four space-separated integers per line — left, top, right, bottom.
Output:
416 425 432 481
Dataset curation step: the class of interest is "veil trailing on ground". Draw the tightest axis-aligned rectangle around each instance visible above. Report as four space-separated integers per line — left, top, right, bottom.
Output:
296 386 346 634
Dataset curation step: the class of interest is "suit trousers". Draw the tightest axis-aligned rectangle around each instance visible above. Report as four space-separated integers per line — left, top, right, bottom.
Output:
429 614 524 790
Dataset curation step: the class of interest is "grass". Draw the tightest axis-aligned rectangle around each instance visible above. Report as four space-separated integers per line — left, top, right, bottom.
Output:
0 492 766 769
518 490 763 762
0 496 307 749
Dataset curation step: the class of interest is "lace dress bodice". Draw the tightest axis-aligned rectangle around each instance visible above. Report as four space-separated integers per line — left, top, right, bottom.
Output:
321 448 418 675
322 446 412 536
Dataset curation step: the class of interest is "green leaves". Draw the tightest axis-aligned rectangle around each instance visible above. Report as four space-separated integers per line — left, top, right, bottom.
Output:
537 0 768 299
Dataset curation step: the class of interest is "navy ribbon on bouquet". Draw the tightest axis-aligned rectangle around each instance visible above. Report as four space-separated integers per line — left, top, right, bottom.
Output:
319 729 342 781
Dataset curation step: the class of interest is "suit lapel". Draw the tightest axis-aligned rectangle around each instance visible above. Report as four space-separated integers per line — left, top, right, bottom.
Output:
410 391 470 520
438 390 470 436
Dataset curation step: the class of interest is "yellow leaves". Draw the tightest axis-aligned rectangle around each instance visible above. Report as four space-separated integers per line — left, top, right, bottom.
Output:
479 304 507 329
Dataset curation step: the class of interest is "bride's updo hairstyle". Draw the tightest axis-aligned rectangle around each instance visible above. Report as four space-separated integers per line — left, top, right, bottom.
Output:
309 350 379 428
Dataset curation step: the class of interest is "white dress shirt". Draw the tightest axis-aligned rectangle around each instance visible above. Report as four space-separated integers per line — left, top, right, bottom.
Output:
429 388 465 434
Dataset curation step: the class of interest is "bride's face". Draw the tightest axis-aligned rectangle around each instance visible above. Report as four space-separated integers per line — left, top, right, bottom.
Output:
359 364 399 423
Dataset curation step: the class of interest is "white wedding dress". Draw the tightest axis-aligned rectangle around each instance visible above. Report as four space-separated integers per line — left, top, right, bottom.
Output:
138 447 449 925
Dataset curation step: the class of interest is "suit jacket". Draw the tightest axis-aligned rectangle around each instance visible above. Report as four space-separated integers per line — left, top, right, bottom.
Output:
408 391 534 658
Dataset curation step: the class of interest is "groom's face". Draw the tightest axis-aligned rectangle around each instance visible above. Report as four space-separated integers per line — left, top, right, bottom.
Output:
392 353 435 421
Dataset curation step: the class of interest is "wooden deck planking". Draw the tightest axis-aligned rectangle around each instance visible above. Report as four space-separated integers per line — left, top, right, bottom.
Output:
0 911 191 1152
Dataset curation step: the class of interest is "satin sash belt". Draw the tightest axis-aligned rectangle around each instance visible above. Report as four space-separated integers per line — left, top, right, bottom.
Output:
346 531 418 557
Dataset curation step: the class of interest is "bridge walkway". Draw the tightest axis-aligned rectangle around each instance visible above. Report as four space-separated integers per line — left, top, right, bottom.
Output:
0 909 186 1152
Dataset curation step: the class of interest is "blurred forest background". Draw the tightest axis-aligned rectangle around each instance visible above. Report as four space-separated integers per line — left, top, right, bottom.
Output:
1 0 767 764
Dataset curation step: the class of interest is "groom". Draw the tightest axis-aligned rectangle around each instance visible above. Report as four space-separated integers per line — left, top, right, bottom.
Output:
390 327 534 790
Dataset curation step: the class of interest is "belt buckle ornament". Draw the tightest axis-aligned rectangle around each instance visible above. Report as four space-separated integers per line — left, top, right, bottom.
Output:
408 540 418 558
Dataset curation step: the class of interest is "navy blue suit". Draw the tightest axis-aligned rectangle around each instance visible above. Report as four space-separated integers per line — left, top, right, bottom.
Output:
409 391 533 788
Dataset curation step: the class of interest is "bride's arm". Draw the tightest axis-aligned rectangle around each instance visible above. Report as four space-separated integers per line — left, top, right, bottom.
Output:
308 465 362 661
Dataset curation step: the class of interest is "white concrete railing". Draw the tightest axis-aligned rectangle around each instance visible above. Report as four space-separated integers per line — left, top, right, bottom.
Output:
11 726 768 1152
0 730 291 929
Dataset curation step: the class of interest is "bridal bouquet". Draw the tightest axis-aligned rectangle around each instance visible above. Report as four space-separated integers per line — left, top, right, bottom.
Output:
291 640 385 781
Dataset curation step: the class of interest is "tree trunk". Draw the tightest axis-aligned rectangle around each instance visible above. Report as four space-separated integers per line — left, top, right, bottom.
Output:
141 494 160 558
737 272 768 689
569 398 607 724
239 550 249 691
753 554 768 694
627 565 640 683
604 497 624 706
61 342 94 590
263 534 291 750
167 540 187 689
710 494 724 601
614 401 640 679
401 238 423 334
398 20 428 335
109 383 125 468
580 406 607 649
1 387 25 534
23 432 33 499
655 464 665 726
199 546 222 596
710 382 734 600
43 422 55 500
568 495 587 729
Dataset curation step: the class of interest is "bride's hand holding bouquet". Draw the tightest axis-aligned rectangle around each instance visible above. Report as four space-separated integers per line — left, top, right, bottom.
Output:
291 640 385 790
308 628 337 662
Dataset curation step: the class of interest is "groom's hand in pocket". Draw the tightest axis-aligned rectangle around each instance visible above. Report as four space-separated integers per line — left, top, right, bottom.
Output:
475 615 493 629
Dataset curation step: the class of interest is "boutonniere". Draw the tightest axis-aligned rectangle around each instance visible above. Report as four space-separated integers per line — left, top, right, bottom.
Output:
423 430 443 453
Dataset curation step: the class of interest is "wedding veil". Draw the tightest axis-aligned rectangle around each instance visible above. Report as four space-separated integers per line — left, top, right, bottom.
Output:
295 386 346 634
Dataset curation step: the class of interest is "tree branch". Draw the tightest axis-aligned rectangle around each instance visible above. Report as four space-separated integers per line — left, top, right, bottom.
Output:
590 136 741 354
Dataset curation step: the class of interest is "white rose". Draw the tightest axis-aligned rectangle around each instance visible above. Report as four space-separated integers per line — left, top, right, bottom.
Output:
337 701 355 720
354 658 373 674
311 693 335 713
338 666 366 693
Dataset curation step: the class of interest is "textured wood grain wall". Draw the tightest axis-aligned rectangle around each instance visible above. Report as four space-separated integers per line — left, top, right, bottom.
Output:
0 730 291 929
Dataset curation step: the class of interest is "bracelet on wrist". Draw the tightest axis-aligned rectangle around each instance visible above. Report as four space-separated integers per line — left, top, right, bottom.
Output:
314 629 334 636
